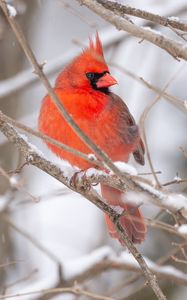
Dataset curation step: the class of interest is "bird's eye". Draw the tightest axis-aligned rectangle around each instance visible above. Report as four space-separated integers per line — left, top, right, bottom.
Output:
86 72 95 81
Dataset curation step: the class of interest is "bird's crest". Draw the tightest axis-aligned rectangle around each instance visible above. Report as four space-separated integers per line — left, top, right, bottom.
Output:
88 32 104 57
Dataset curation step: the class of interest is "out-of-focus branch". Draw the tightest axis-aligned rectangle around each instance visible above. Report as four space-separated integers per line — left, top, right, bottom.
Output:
0 286 115 300
112 64 187 116
2 214 63 278
77 0 187 61
36 245 187 300
139 65 184 187
145 218 186 239
64 251 187 287
97 0 187 32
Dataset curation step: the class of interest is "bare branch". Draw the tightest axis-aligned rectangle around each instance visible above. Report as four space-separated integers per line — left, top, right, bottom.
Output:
97 0 187 32
2 214 63 277
0 286 115 300
139 65 184 187
77 0 187 61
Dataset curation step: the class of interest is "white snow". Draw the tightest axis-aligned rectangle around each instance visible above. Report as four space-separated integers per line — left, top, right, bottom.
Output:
0 192 11 212
165 194 187 211
142 26 162 36
54 157 77 180
178 224 187 235
19 132 28 142
7 4 17 18
28 142 45 157
9 175 19 188
88 153 97 160
19 132 45 157
19 131 77 181
114 161 138 175
124 191 144 206
173 175 182 182
110 205 124 214
85 167 104 177
168 16 180 22
138 181 187 211
125 180 187 213
63 246 113 279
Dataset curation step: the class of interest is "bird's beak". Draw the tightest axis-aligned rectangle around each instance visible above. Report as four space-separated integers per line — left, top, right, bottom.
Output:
96 73 117 88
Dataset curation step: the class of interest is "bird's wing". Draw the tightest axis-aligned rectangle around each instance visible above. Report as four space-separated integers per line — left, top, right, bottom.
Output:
109 93 145 166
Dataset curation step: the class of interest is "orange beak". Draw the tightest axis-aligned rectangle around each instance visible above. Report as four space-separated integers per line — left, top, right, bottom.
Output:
96 73 117 88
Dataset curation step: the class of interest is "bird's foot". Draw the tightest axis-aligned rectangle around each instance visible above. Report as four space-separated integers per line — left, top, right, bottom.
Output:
70 169 91 192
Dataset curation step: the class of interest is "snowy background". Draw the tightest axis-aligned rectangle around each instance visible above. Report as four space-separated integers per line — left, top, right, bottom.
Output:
1 0 187 299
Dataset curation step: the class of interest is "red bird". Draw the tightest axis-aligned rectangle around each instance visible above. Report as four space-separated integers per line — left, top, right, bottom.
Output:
39 33 147 244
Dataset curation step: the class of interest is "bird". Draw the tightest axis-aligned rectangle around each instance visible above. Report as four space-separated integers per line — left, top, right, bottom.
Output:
38 33 147 245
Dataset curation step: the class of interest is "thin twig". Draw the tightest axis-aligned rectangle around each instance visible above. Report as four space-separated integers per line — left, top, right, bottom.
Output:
111 63 187 115
139 65 184 187
171 256 187 265
3 269 38 289
0 286 115 300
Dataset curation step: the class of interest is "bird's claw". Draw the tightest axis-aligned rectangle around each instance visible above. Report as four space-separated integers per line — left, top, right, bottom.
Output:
70 170 91 192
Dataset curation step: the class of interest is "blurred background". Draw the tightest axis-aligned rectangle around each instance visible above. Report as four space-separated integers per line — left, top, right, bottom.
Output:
0 0 187 299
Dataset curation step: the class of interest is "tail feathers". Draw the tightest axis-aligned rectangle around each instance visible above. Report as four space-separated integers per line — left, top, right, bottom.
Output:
101 185 146 245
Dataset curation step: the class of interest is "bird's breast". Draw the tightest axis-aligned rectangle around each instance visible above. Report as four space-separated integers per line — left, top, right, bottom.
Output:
39 89 138 169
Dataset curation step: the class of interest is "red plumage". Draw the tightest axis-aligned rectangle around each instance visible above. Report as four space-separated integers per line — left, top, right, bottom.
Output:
39 33 147 244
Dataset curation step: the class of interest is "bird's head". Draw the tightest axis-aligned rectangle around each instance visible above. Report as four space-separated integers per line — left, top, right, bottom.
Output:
55 32 117 93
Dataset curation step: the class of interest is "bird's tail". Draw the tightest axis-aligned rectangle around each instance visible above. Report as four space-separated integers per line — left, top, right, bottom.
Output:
101 185 146 245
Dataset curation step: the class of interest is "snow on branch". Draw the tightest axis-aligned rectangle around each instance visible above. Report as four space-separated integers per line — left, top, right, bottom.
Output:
34 246 187 300
63 246 187 286
80 167 187 217
7 3 17 18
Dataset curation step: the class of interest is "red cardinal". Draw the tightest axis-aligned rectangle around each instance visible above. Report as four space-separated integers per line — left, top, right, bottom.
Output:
39 33 146 244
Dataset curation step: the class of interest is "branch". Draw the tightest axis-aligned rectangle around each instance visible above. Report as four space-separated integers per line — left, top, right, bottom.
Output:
2 214 63 278
97 0 187 32
80 168 187 216
66 248 187 287
34 245 187 300
0 286 115 300
77 0 187 61
0 111 103 168
139 65 184 187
